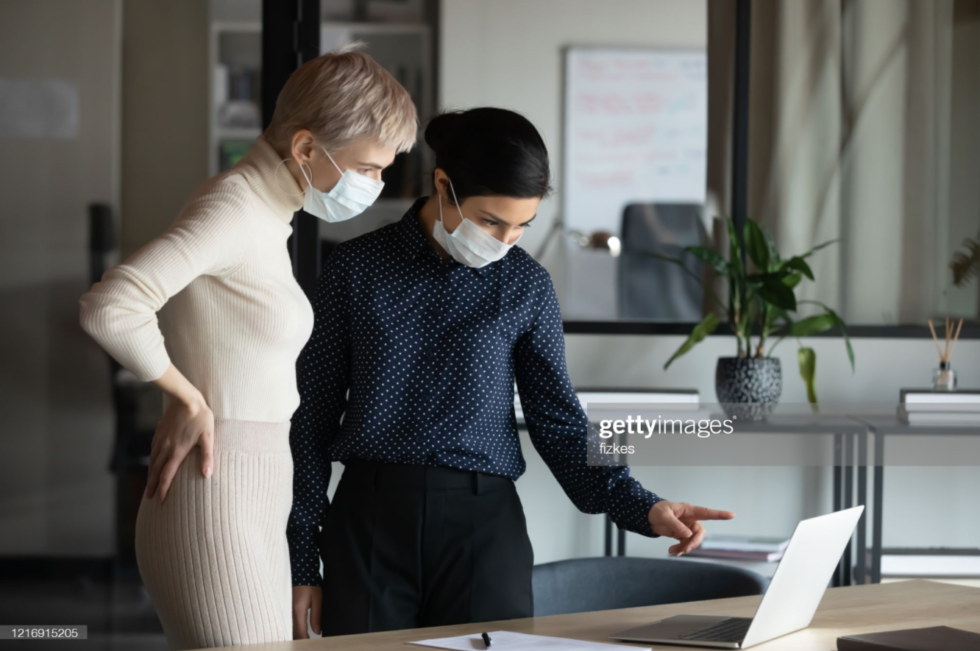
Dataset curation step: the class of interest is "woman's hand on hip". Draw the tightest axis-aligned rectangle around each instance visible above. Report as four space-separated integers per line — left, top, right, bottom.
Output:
648 500 735 556
145 364 215 504
293 585 322 639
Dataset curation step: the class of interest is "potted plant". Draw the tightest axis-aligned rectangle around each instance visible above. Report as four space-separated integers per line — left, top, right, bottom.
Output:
950 230 980 290
654 217 855 420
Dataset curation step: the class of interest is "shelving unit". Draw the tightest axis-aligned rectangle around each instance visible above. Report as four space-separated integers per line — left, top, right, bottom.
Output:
208 16 434 190
208 20 262 176
207 4 436 241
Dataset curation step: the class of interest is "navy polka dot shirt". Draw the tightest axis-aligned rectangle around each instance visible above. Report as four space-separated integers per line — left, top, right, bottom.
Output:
287 198 663 586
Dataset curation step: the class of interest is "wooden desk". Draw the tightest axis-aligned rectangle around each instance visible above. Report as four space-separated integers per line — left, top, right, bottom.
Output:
207 580 980 650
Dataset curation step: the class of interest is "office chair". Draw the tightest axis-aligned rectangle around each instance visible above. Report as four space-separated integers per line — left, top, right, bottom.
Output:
618 203 708 320
532 556 767 617
89 204 156 569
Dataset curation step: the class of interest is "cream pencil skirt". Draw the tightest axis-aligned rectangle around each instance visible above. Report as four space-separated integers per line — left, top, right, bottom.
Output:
134 419 294 650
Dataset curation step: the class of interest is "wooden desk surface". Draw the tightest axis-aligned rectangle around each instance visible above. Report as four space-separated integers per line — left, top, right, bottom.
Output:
206 580 980 651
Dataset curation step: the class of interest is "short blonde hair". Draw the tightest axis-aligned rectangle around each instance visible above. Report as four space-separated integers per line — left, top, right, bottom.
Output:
265 44 418 155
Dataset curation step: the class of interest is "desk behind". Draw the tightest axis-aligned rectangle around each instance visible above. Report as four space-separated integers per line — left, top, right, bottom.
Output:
207 580 980 650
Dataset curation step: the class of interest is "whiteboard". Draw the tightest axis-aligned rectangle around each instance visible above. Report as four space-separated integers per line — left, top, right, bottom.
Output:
562 47 707 235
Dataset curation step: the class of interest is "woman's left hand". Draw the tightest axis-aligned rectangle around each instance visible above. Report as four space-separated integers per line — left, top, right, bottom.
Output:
648 501 735 556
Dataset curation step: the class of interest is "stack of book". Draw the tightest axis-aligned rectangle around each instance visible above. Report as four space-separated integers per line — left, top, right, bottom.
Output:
898 389 980 426
686 535 791 562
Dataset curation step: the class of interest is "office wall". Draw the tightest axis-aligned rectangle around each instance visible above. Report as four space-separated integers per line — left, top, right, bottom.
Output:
120 0 209 257
0 0 122 555
0 0 209 556
440 0 980 564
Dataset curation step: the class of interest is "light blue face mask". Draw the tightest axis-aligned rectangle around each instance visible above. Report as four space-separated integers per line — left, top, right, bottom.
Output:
298 147 385 223
432 178 522 268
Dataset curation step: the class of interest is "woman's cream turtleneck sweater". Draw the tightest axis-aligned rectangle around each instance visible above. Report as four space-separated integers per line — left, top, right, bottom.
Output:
80 135 314 423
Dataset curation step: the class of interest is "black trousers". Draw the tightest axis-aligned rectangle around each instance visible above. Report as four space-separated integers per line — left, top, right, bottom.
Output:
319 459 535 636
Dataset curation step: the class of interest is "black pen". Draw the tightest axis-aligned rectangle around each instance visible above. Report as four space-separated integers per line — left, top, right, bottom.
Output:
481 631 492 648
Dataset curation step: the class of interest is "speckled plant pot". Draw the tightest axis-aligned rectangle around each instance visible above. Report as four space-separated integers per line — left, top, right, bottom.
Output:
715 357 782 422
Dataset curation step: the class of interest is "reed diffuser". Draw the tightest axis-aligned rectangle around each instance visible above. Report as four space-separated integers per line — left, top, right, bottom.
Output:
928 316 963 391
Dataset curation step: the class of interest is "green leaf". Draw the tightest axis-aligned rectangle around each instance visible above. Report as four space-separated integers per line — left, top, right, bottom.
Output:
748 268 799 283
726 217 743 271
637 250 729 314
766 311 795 355
782 256 814 280
789 314 837 336
686 246 730 275
744 219 770 271
638 251 708 288
798 347 818 404
664 312 719 370
764 305 786 335
800 238 840 259
757 274 798 311
950 233 980 287
763 224 781 266
746 296 760 325
783 273 803 288
798 300 856 374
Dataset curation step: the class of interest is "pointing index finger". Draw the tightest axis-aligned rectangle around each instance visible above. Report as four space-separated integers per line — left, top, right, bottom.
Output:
687 505 736 521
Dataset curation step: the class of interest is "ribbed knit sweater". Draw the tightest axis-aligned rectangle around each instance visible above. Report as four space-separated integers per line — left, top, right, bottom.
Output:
79 135 314 422
79 136 314 648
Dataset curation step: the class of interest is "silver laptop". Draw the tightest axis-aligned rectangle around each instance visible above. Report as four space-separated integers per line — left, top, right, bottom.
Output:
611 505 864 649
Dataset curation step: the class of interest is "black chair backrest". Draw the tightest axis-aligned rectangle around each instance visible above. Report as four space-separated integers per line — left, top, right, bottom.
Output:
618 203 707 320
532 556 767 617
88 203 116 286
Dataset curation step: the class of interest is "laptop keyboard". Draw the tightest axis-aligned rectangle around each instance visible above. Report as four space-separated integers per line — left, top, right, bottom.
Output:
675 617 752 642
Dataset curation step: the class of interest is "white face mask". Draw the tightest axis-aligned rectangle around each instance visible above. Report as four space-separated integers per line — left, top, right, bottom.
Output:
431 179 521 268
298 147 384 223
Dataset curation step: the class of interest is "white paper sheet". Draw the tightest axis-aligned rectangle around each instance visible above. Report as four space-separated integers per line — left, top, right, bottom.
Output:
409 630 650 650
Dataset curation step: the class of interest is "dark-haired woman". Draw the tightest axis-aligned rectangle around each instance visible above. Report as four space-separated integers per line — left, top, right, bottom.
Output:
288 108 735 637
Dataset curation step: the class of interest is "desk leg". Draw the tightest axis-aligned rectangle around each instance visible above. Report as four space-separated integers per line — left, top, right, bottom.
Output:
832 433 843 587
842 434 854 586
856 429 868 585
833 433 843 513
604 514 613 557
872 430 884 583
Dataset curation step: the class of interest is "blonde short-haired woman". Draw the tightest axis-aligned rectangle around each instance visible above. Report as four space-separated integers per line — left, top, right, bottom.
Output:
79 48 417 650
